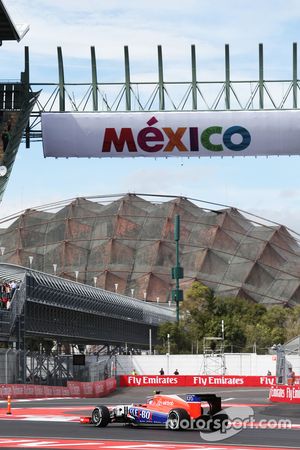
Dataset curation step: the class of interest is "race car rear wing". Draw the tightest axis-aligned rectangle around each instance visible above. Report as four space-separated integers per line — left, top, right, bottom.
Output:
186 393 222 416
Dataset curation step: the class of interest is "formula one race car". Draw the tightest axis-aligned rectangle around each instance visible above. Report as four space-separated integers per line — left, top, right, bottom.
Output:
80 391 228 431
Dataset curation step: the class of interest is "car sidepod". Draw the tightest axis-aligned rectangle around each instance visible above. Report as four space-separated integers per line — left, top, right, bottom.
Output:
128 406 168 425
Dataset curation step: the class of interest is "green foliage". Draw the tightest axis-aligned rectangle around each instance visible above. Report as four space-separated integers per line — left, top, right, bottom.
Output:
157 322 192 354
156 281 299 354
285 306 300 341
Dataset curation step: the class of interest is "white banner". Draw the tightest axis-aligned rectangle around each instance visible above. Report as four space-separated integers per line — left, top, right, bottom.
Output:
42 110 300 158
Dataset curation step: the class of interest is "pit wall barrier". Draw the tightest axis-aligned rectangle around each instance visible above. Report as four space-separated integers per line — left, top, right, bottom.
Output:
119 375 276 388
269 385 300 403
0 377 116 399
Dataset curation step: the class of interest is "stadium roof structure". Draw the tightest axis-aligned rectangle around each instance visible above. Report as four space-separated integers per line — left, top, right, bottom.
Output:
284 336 300 355
1 193 300 307
0 0 29 45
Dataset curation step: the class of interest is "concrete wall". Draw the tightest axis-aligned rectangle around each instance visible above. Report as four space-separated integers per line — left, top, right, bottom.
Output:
116 353 300 376
1 352 299 383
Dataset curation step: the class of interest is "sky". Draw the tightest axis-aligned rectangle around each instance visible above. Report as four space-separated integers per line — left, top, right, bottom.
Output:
1 0 300 233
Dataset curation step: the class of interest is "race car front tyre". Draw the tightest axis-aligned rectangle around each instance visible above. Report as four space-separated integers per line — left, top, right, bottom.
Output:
92 405 110 427
167 408 190 430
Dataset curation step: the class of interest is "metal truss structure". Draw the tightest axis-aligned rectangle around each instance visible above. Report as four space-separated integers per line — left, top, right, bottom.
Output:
0 348 115 385
1 43 300 198
23 43 300 144
202 336 226 376
24 352 114 386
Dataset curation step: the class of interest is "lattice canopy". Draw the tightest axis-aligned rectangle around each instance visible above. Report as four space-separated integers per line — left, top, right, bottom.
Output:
1 193 300 306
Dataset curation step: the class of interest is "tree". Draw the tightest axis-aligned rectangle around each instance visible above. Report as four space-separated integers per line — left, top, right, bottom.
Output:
285 306 300 341
157 281 300 354
157 322 191 354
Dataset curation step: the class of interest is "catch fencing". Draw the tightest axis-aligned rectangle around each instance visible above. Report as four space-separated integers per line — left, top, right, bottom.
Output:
0 349 115 385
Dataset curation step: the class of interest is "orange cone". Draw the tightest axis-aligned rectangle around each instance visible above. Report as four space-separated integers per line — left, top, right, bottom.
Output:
6 395 11 415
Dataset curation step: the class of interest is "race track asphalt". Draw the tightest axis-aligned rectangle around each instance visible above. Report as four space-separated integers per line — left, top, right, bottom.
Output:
0 386 299 449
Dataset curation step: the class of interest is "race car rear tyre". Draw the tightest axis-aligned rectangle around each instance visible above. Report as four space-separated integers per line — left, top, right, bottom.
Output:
92 405 110 427
210 413 229 432
167 408 190 430
194 413 229 432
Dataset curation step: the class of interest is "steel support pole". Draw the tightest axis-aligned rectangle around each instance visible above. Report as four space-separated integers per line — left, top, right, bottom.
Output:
91 46 98 111
225 44 230 110
191 45 197 110
149 328 152 355
57 47 65 112
23 46 30 148
124 46 131 111
293 42 298 109
171 215 183 323
158 45 165 110
259 43 264 109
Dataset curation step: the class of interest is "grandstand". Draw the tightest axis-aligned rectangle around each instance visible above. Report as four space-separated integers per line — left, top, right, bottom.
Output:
0 262 173 346
0 1 38 202
0 193 300 306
